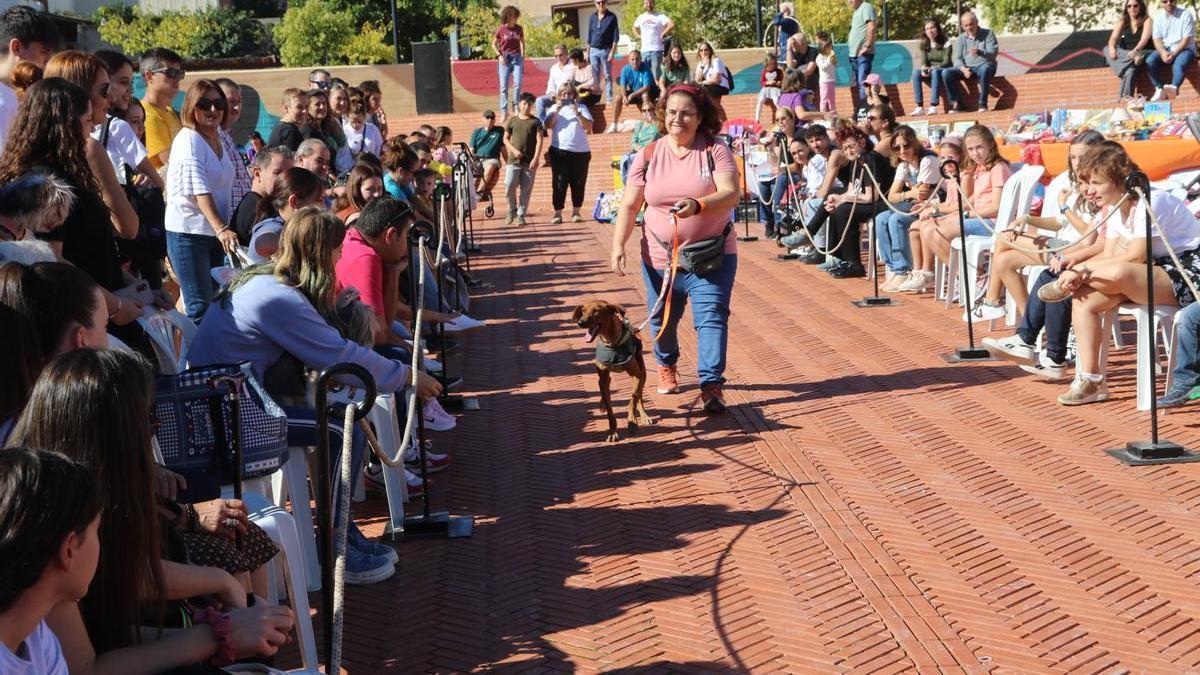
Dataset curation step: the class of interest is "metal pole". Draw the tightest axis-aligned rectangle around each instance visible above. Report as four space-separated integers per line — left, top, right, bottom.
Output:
756 0 764 48
1133 174 1161 443
390 0 401 63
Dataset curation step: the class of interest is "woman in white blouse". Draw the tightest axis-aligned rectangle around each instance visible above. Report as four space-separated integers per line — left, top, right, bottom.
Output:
165 79 236 320
544 82 594 223
695 41 732 122
340 93 384 171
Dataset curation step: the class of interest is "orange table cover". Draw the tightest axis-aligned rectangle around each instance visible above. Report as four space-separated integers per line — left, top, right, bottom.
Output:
998 137 1200 181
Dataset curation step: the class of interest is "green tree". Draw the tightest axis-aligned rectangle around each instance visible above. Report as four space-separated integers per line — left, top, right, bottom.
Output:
274 0 394 66
978 0 1109 31
93 4 272 59
450 3 576 58
343 23 396 64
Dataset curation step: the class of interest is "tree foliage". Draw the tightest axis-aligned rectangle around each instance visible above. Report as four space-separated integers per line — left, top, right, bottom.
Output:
94 5 272 59
274 0 393 66
978 0 1110 32
450 3 576 58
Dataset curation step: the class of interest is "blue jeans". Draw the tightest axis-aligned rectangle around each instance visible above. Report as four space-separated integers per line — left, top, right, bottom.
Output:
912 67 959 108
962 218 991 237
849 53 874 100
945 62 996 108
641 254 738 386
874 203 915 274
498 53 524 113
644 50 663 80
756 178 776 231
535 94 555 121
1145 47 1196 89
771 172 802 227
1170 302 1200 389
166 231 224 321
1017 269 1072 364
589 47 615 101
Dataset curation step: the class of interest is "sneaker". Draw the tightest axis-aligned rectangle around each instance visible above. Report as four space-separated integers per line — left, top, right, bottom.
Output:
444 314 486 333
363 464 429 498
348 523 398 565
799 249 825 265
551 214 563 224
505 210 516 225
605 123 617 133
572 214 583 222
422 398 457 432
911 107 925 116
963 300 1006 323
816 256 843 272
897 270 931 293
1018 354 1068 381
780 232 807 248
1152 87 1166 102
979 105 989 112
1165 84 1178 99
829 262 866 278
343 545 396 585
1057 375 1110 406
405 449 451 474
1157 384 1200 408
881 271 908 292
516 214 527 226
926 107 939 116
657 364 680 394
982 334 1036 365
423 357 443 374
700 382 726 414
1037 278 1072 303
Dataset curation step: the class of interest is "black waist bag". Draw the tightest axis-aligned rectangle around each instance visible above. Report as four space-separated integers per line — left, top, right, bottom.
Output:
654 222 731 276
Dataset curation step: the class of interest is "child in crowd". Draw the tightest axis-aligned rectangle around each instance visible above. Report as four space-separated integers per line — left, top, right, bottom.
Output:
924 125 1011 267
246 130 264 162
343 95 384 159
431 126 455 166
267 88 309 152
411 167 439 223
503 92 544 226
904 136 963 292
470 110 505 202
756 52 783 125
360 79 388 138
120 98 147 145
815 31 837 113
875 124 941 291
0 447 101 675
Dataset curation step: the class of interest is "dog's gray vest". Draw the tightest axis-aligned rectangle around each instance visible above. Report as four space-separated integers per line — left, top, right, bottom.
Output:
596 321 641 367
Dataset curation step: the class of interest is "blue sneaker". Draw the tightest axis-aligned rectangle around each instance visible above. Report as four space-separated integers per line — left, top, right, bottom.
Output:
348 522 398 565
816 256 842 272
780 232 807 248
342 544 395 585
1157 385 1200 409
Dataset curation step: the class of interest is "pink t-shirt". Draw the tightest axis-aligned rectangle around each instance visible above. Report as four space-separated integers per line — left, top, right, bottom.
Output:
968 161 1012 216
627 138 739 269
335 228 385 317
494 24 524 56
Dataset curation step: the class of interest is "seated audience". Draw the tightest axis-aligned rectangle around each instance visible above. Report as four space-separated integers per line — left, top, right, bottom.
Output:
658 44 691 92
1106 0 1152 100
946 11 998 111
337 161 385 225
912 18 957 115
904 136 964 292
248 166 324 263
694 42 731 122
608 49 656 133
469 110 505 201
1146 0 1195 101
924 125 1011 268
233 146 293 246
536 43 575 121
875 124 939 291
1160 301 1200 406
381 137 419 202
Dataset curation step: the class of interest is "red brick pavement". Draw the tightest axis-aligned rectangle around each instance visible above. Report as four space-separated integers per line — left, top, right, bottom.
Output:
309 208 1200 673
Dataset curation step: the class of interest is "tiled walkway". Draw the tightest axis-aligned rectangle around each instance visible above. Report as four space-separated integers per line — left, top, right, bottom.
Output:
334 211 1200 673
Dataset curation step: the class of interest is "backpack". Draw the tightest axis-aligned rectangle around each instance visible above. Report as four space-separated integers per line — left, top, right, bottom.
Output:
723 65 736 92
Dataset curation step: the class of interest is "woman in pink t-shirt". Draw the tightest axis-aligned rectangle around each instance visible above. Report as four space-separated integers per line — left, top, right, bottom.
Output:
610 84 741 413
929 124 1012 263
491 6 526 121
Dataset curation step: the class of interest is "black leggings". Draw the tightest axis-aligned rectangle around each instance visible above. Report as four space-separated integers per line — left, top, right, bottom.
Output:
549 146 591 211
805 199 878 267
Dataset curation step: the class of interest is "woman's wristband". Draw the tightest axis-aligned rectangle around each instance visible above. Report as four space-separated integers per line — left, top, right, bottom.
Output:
192 607 235 666
692 198 706 213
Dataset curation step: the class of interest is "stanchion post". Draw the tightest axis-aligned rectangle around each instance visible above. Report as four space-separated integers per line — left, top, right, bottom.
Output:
1107 173 1200 465
737 132 758 242
852 166 897 307
939 159 993 362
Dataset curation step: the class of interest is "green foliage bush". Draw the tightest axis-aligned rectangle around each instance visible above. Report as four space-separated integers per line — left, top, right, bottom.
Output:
274 0 394 66
94 4 271 59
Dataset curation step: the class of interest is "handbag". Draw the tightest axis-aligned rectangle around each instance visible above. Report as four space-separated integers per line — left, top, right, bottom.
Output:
154 362 289 503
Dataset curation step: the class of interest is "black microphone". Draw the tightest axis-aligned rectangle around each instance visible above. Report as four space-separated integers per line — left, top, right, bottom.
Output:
1125 170 1151 197
939 158 960 180
408 220 435 244
433 183 452 200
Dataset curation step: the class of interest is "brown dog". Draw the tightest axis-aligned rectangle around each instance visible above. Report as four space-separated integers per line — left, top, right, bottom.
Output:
572 300 656 442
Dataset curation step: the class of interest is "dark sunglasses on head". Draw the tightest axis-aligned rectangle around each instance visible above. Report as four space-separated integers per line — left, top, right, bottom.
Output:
151 67 186 80
309 79 330 90
196 97 227 112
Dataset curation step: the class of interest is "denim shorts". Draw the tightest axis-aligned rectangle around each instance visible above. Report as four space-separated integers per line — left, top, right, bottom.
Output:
961 218 991 237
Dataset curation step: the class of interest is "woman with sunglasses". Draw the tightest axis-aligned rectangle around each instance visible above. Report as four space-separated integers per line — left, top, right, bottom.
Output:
873 124 939 292
694 41 731 122
1106 0 1153 99
165 79 236 320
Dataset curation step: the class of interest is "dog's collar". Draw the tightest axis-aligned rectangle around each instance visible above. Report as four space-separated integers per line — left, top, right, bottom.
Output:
595 320 640 366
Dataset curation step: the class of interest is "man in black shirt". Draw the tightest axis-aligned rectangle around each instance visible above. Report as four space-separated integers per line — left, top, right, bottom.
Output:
266 88 309 152
233 146 294 245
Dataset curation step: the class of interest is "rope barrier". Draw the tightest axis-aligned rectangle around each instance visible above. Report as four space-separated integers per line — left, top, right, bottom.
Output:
330 402 355 674
784 159 868 258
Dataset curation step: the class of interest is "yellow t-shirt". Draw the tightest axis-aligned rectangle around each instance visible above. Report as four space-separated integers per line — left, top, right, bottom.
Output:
142 99 181 168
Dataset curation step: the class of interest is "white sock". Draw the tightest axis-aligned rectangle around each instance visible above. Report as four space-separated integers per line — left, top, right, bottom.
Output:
1079 371 1104 383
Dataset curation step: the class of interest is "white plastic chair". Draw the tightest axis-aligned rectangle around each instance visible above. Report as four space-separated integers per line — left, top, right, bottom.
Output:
947 165 1046 315
1100 302 1180 410
138 309 198 375
270 448 321 592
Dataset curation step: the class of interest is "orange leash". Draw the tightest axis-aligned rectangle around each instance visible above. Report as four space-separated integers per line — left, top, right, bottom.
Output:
652 215 681 343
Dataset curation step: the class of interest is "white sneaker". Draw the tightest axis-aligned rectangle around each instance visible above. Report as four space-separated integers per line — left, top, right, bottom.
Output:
910 107 925 116
605 123 617 133
422 398 457 431
880 272 904 292
926 107 940 116
1165 84 1178 99
444 314 486 333
895 270 927 293
963 300 1006 323
1151 87 1166 102
982 334 1036 365
1018 353 1067 381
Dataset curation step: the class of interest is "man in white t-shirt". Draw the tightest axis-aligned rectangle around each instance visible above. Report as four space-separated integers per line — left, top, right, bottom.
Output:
535 43 575 121
0 6 60 154
633 0 674 80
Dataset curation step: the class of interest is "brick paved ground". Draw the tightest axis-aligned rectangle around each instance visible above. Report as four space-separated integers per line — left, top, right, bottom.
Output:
313 207 1200 674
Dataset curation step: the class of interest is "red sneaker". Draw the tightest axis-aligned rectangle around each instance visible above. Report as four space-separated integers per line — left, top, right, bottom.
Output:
657 365 680 394
700 382 726 414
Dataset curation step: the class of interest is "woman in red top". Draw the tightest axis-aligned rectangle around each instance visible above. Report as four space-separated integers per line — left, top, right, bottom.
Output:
491 6 526 122
610 85 741 413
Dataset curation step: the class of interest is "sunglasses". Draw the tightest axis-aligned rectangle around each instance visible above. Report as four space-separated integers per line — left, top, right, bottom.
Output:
309 80 331 89
893 142 911 151
151 67 186 80
196 97 227 112
867 115 881 121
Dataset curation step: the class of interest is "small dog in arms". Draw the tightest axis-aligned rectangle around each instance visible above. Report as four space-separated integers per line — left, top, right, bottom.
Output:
572 300 656 442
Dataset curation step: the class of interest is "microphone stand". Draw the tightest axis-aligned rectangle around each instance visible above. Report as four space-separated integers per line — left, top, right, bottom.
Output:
1107 172 1200 465
939 158 994 362
852 160 897 308
736 131 758 242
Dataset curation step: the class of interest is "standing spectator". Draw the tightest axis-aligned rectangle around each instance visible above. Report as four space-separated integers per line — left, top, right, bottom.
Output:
303 88 345 165
570 48 602 106
139 47 184 170
609 84 741 413
0 6 59 153
695 42 732 122
815 31 838 113
757 52 784 124
359 80 389 139
165 79 236 320
545 83 593 223
659 43 691 91
9 60 40 103
634 0 674 79
216 78 251 217
93 50 162 191
912 19 958 115
773 2 802 64
785 31 819 93
609 49 657 132
267 88 309 152
847 0 878 103
587 0 619 103
492 6 525 121
502 92 543 226
1106 0 1153 100
947 11 999 111
342 93 384 161
536 44 575 120
1146 0 1195 100
470 109 505 202
233 146 293 245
